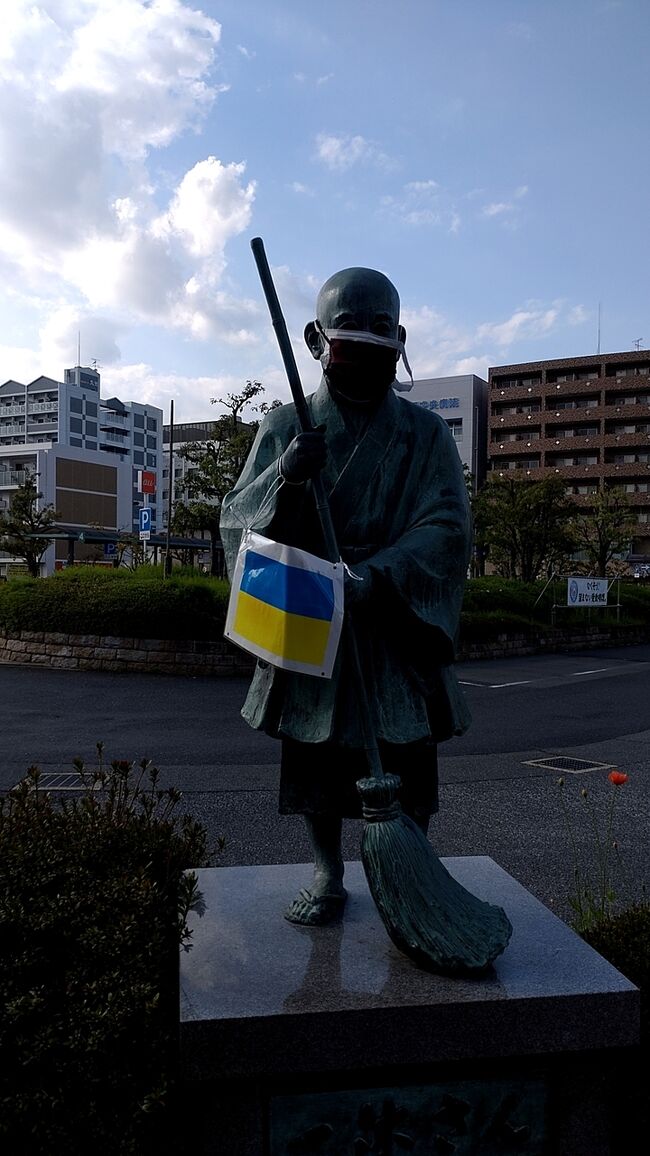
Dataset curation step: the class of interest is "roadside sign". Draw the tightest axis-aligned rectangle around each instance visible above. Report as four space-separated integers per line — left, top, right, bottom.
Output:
139 507 151 541
567 577 608 606
104 542 117 557
137 469 156 495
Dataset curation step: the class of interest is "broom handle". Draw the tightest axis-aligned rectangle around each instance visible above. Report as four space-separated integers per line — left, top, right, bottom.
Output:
250 236 384 779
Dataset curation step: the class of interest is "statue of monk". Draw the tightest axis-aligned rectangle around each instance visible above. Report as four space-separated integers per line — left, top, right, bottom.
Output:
220 267 472 926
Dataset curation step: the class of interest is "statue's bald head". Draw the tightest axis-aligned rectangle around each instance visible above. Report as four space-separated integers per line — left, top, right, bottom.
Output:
316 267 401 338
305 266 406 406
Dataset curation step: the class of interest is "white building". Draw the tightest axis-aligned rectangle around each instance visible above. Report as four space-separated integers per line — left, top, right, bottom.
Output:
0 365 163 573
404 374 489 489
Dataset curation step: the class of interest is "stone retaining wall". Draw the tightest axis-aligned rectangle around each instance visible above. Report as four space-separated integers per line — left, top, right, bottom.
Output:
1 624 648 676
0 631 254 676
458 624 650 662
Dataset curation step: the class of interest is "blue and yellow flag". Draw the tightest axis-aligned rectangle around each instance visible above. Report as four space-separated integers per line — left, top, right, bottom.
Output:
224 532 344 678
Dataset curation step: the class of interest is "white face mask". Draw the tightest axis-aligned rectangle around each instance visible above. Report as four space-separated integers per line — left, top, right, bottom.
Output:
314 321 414 391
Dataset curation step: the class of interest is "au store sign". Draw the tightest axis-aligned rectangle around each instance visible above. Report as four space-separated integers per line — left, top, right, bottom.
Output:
567 577 608 606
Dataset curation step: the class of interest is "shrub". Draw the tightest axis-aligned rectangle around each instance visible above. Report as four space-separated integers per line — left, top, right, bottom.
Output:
0 568 230 640
0 752 215 1154
582 903 650 1044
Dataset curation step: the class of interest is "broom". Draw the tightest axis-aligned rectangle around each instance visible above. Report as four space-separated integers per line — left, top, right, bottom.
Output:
250 237 512 974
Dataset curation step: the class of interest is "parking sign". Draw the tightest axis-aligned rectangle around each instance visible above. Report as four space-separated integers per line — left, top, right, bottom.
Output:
139 507 151 541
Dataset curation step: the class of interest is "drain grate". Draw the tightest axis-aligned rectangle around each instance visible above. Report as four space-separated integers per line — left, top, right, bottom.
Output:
524 756 617 775
12 772 100 792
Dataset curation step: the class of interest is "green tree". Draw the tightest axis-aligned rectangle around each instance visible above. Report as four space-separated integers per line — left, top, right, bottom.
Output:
473 475 574 581
0 473 60 578
569 486 636 576
173 381 281 575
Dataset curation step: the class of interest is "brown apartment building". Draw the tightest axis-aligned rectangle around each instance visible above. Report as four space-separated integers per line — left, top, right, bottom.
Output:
488 350 650 562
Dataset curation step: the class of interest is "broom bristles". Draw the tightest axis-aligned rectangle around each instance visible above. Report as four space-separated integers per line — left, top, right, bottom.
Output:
357 775 513 975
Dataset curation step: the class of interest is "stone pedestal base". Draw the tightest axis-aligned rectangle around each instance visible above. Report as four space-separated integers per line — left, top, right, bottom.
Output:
180 858 639 1155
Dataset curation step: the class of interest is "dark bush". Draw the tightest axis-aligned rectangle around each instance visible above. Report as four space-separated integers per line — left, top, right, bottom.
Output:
0 752 214 1154
583 902 650 1044
0 568 230 640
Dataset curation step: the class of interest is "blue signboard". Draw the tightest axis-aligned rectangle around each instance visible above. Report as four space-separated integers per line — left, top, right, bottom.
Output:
139 507 151 533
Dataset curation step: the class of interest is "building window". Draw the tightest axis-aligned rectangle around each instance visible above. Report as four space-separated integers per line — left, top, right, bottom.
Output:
133 450 144 465
133 432 144 446
446 419 463 441
146 453 156 468
133 413 145 428
146 435 156 449
86 420 97 437
147 417 157 431
70 437 82 448
70 397 82 414
86 441 97 451
70 417 83 434
85 400 97 417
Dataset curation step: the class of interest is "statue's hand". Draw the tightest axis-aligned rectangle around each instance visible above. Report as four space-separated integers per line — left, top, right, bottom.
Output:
279 428 326 483
344 561 373 608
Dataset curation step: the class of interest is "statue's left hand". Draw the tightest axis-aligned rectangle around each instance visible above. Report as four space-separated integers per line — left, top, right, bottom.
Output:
344 562 372 608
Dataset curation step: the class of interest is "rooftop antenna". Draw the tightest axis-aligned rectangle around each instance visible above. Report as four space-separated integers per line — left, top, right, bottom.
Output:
77 330 81 367
597 302 601 355
633 338 643 351
91 359 101 372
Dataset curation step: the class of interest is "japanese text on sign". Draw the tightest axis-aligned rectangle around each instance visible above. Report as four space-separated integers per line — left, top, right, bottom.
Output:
416 397 460 412
567 577 608 606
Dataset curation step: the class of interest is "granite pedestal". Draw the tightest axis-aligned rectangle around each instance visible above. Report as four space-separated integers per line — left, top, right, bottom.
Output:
179 858 640 1155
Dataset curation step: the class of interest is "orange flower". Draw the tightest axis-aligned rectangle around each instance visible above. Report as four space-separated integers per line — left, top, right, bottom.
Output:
608 770 628 786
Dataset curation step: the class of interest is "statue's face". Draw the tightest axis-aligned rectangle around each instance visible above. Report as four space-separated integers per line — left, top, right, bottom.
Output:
307 268 404 405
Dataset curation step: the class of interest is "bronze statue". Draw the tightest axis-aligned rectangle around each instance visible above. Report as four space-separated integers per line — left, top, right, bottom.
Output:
220 267 472 926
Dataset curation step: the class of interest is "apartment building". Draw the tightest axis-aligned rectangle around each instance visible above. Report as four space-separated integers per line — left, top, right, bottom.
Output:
0 441 131 577
405 375 489 488
488 351 650 559
0 365 164 572
0 365 163 538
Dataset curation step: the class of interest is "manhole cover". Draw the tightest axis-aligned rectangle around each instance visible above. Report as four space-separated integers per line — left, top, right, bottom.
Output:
524 756 616 775
12 772 99 792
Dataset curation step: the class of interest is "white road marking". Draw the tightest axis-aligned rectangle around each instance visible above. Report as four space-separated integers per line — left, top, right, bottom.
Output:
572 668 611 676
488 680 532 688
459 680 486 686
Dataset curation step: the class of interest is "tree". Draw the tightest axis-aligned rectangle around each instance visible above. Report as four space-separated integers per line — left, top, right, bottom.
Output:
569 486 636 576
472 475 575 581
173 382 282 576
0 473 60 578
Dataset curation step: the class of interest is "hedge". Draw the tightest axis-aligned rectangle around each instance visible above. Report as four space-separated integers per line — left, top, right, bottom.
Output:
0 569 649 644
0 567 230 640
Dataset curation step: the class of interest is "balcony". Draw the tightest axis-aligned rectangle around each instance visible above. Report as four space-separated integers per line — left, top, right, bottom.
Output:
0 425 25 437
0 471 28 487
0 404 26 417
28 401 58 414
101 431 127 445
100 411 128 428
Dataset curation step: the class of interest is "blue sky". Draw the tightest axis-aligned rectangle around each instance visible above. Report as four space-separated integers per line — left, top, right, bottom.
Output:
1 0 649 422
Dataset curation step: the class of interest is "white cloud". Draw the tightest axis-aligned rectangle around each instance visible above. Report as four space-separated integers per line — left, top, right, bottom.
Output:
476 306 559 347
290 182 314 196
382 181 460 233
482 201 514 218
314 133 393 172
237 45 255 60
0 2 257 354
481 185 528 222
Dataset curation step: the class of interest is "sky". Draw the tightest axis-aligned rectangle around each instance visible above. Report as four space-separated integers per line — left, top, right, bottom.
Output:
1 0 649 424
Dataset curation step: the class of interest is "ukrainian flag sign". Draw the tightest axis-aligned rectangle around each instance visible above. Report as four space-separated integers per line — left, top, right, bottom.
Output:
224 532 344 678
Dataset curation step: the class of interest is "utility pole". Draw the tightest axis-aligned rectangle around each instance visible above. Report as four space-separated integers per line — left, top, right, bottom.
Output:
164 399 174 578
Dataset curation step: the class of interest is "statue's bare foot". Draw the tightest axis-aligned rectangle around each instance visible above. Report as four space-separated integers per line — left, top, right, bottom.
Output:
285 883 347 926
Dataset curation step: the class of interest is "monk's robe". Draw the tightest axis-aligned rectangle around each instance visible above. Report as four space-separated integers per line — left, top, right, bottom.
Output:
220 381 472 757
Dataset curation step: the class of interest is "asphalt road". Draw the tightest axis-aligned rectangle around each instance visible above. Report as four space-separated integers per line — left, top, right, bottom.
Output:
2 645 649 923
